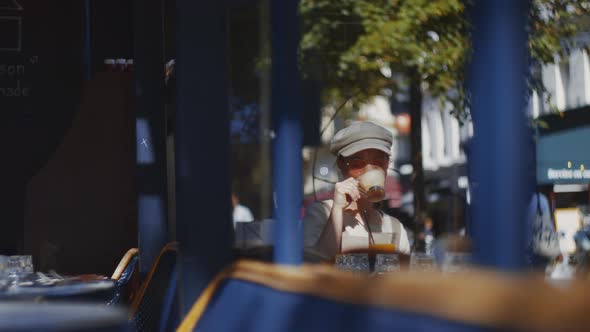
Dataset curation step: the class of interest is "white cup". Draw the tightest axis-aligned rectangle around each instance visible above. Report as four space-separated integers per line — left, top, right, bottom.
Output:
358 168 386 202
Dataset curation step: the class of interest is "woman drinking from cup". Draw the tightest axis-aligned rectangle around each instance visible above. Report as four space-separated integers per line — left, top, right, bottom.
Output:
303 121 411 259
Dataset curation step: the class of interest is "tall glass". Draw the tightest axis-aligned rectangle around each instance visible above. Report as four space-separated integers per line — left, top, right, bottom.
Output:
369 232 396 254
368 232 396 271
335 254 370 274
441 252 471 274
374 254 400 275
341 233 397 272
0 256 8 290
410 252 436 272
6 255 34 286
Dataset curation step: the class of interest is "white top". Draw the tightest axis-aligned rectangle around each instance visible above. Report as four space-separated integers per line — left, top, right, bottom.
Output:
233 204 254 228
303 199 411 257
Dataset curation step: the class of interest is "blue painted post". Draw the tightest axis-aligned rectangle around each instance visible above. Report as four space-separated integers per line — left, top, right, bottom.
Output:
271 0 303 265
175 0 233 313
134 0 168 276
468 0 532 270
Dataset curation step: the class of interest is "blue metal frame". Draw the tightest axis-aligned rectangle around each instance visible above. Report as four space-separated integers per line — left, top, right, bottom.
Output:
271 0 303 265
468 0 532 270
134 0 169 277
175 0 234 314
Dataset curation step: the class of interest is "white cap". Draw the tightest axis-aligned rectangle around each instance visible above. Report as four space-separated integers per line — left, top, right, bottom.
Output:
126 59 133 64
104 59 115 64
116 58 126 64
330 121 393 157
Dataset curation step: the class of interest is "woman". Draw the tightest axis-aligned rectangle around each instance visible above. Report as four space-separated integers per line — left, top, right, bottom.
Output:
303 121 410 259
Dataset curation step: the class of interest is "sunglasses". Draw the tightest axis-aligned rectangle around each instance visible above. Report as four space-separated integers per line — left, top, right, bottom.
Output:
344 156 389 170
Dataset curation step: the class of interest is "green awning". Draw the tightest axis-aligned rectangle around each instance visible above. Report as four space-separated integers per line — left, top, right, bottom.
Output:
537 126 590 184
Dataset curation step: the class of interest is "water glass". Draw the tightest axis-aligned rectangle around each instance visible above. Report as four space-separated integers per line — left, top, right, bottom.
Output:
0 255 7 275
374 254 400 274
0 256 8 290
335 254 370 274
441 252 471 273
410 252 437 272
6 256 34 282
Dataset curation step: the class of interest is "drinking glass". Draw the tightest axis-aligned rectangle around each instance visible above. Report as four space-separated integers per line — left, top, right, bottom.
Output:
410 252 437 272
0 255 7 275
370 232 396 253
0 256 8 290
6 255 34 284
374 254 400 274
335 254 370 274
441 252 471 273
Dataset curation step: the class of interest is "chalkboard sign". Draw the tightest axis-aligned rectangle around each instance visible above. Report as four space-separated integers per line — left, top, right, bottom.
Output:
0 62 29 97
0 17 21 52
0 1 23 49
0 0 85 179
0 0 27 98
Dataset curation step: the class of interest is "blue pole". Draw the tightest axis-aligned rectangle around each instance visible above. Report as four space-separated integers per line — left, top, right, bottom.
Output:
134 0 168 277
175 0 233 313
468 0 532 270
271 0 303 265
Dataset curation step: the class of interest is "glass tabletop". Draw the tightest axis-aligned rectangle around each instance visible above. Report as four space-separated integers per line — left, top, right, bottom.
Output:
0 302 127 331
0 278 115 299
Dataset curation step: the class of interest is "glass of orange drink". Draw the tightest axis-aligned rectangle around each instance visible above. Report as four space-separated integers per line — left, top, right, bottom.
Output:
369 232 396 254
367 233 396 272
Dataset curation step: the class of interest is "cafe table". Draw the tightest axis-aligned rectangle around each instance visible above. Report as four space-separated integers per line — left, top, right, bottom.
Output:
0 277 116 302
0 302 128 331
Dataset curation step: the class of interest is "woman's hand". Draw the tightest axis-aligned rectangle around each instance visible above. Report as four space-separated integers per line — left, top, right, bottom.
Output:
332 177 361 210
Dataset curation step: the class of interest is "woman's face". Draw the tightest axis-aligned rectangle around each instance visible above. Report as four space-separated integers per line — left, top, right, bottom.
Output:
339 149 389 178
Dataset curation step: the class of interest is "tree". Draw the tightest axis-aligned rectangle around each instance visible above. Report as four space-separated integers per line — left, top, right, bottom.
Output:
299 0 590 230
300 0 468 112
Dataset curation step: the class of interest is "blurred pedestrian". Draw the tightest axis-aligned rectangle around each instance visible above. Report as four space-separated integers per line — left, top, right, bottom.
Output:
527 192 560 271
423 216 435 255
232 192 254 229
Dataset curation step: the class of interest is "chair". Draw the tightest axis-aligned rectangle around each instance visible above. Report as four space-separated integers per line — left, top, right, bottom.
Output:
108 248 140 306
177 260 590 332
129 243 179 332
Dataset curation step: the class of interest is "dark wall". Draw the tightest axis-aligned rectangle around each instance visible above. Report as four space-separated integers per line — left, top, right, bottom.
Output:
90 0 134 71
0 0 136 274
0 0 85 253
24 72 137 275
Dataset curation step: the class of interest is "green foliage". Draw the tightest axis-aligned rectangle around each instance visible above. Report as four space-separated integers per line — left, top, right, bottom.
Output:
299 0 590 120
529 0 590 62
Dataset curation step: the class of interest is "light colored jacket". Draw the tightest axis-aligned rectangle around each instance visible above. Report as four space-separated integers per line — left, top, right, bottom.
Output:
303 199 411 257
